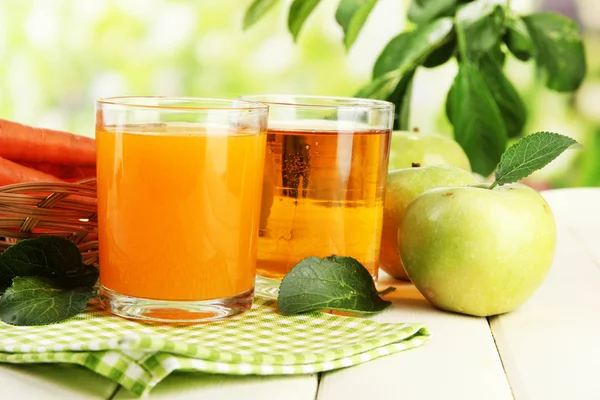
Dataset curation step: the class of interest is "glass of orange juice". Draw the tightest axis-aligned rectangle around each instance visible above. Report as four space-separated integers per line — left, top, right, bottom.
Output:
239 95 394 280
96 97 268 322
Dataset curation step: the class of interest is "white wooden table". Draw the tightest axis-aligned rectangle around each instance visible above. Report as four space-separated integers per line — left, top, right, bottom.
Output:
2 188 599 400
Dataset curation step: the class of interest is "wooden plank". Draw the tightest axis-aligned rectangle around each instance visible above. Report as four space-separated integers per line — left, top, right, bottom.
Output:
113 373 318 400
490 215 600 400
543 188 600 266
317 272 513 400
0 364 117 399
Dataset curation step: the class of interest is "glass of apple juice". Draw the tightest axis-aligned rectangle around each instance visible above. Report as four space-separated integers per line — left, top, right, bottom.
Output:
239 95 394 280
96 97 268 322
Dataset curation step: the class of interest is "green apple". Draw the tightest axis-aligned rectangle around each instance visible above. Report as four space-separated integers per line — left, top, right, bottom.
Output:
380 165 477 281
400 184 556 317
389 130 471 171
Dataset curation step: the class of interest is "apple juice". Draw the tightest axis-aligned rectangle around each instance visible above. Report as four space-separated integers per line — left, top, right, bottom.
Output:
257 125 391 279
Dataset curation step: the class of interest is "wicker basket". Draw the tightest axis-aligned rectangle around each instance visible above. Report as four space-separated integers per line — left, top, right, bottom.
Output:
0 178 98 265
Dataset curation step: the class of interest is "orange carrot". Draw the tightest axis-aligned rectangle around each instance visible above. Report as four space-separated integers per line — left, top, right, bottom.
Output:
18 161 96 182
0 156 65 186
0 119 96 167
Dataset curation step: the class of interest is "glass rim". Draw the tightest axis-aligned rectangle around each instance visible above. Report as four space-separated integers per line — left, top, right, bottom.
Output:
239 94 394 110
96 96 269 112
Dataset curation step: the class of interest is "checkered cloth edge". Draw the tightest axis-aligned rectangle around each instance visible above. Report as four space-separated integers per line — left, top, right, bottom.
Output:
0 277 430 396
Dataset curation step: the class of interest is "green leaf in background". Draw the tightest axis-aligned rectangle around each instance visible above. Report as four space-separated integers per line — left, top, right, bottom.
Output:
478 53 526 138
388 69 416 130
357 18 452 100
278 255 391 315
492 132 579 187
243 0 279 30
523 12 586 92
335 0 378 50
288 0 321 42
503 14 534 62
355 70 401 99
408 0 458 25
0 236 96 294
487 42 506 66
373 17 453 78
446 62 507 176
423 34 456 68
578 127 600 187
0 277 95 326
455 0 505 60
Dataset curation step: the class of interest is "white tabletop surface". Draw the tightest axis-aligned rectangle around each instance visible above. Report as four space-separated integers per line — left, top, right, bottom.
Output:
1 188 599 400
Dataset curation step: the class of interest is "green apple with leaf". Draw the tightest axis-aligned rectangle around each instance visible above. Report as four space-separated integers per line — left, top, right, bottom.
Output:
388 130 471 171
400 132 579 317
380 164 476 281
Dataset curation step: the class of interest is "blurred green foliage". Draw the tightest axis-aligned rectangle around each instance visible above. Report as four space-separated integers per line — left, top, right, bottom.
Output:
0 0 598 188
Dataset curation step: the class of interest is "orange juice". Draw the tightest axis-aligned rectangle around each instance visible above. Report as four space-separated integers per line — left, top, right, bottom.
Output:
97 124 266 301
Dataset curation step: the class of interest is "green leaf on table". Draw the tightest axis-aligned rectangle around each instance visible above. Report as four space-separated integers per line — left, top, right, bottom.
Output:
478 53 526 138
523 12 586 92
335 0 378 50
492 132 579 187
0 236 98 294
278 255 391 315
408 0 458 24
503 14 534 61
455 0 505 61
288 0 321 41
446 62 507 176
243 0 279 30
0 277 95 326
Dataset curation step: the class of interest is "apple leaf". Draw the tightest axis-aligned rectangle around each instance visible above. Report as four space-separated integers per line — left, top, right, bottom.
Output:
288 0 321 42
0 277 95 326
335 0 378 50
243 0 279 30
523 12 586 92
278 255 391 315
492 132 580 188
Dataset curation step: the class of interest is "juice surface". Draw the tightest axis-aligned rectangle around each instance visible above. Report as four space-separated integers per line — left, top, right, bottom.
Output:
258 126 391 279
97 124 265 301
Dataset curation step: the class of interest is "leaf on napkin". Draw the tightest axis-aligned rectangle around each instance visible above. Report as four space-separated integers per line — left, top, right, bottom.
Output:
0 236 98 294
0 277 95 326
278 255 391 315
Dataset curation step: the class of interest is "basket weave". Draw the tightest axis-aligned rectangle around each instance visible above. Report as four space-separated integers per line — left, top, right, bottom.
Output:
0 178 98 265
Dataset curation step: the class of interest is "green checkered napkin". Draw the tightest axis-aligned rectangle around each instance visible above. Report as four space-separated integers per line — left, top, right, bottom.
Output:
0 277 430 396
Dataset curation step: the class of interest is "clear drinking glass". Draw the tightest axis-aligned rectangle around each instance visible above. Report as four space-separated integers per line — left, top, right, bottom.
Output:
96 97 268 322
239 95 394 280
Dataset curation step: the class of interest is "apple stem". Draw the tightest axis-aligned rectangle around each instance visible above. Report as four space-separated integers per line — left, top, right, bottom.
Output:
488 180 499 190
377 287 396 297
